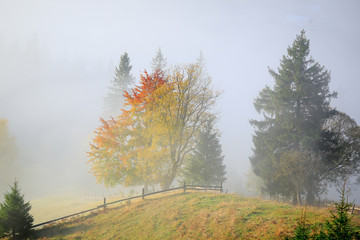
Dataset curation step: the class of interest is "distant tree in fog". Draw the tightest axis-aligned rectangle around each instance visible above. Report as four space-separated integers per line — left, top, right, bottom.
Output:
103 52 135 117
184 119 226 185
151 48 167 73
250 30 360 205
0 119 17 189
196 50 207 77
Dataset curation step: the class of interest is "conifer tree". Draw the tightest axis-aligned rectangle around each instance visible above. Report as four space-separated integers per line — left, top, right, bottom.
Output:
250 30 360 205
151 48 167 73
324 180 357 239
184 119 226 185
0 181 33 239
104 52 135 117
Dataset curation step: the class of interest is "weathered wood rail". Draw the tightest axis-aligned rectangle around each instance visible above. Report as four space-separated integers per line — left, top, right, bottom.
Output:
32 182 223 229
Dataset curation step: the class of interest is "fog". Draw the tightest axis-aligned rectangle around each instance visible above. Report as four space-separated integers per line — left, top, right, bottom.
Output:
1 0 360 201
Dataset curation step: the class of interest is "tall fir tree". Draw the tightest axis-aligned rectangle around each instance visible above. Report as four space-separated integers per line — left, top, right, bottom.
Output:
184 119 226 185
151 48 167 73
104 52 135 117
250 30 360 205
0 181 33 239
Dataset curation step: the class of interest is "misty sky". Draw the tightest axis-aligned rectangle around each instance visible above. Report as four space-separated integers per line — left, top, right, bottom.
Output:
1 0 360 199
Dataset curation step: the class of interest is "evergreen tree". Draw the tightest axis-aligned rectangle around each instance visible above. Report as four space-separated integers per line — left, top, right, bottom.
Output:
104 52 135 117
324 180 357 240
151 48 167 73
184 119 226 185
250 30 360 205
0 180 33 239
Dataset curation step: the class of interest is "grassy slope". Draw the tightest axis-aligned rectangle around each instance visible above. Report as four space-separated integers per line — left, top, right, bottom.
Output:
29 192 360 240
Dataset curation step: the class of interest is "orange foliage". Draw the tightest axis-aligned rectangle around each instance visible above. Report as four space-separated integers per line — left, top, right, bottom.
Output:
87 70 168 187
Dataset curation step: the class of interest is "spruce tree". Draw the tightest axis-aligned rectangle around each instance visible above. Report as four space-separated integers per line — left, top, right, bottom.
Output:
184 120 226 185
104 52 135 117
250 30 360 205
324 180 357 239
0 180 33 239
151 48 167 73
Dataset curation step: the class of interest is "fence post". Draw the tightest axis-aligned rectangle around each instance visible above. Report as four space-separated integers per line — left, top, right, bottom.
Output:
142 188 145 200
103 197 106 211
183 182 186 193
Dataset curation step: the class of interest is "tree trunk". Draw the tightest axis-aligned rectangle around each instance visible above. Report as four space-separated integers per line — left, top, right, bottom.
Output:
160 169 177 190
292 192 298 205
297 191 302 206
160 177 172 190
306 190 315 205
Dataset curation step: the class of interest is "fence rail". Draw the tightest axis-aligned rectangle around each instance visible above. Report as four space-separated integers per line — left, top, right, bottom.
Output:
32 182 223 229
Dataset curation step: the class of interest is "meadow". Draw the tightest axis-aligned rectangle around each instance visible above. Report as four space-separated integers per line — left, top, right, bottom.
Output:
23 191 360 239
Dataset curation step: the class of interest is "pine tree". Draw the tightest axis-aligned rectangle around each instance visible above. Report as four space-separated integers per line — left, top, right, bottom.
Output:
324 180 357 240
151 48 167 73
104 52 135 117
250 30 360 205
184 119 226 185
0 180 33 239
0 119 17 194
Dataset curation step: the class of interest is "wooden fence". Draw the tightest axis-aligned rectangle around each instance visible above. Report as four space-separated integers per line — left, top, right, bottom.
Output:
32 182 223 229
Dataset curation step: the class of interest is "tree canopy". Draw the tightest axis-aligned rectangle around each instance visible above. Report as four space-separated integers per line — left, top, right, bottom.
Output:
103 52 135 117
184 119 226 185
250 30 360 205
151 48 167 73
88 64 220 189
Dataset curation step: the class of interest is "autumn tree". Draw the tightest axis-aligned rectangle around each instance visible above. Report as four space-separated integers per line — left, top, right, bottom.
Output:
0 119 17 192
151 48 167 73
184 119 226 185
88 64 219 189
250 30 360 205
103 52 135 117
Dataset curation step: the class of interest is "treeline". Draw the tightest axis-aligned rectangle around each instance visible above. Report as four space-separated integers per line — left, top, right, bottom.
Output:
88 49 226 191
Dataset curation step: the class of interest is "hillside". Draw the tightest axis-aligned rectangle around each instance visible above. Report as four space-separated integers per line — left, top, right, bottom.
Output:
29 192 360 239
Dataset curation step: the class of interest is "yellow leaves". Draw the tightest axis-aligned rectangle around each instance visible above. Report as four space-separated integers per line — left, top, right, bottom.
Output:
88 64 219 188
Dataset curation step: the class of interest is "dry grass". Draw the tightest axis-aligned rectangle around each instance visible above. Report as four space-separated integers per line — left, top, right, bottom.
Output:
20 192 359 240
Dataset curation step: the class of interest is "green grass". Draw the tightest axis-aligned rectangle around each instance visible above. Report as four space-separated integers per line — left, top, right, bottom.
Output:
7 192 360 239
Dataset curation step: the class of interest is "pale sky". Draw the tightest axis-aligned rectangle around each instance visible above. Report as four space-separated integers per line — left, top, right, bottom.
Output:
1 0 359 199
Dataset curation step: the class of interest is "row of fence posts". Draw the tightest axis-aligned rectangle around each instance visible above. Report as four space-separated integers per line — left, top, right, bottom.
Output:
101 182 223 212
32 182 223 228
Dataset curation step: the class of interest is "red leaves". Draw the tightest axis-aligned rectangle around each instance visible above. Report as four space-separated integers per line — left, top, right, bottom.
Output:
87 70 168 186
